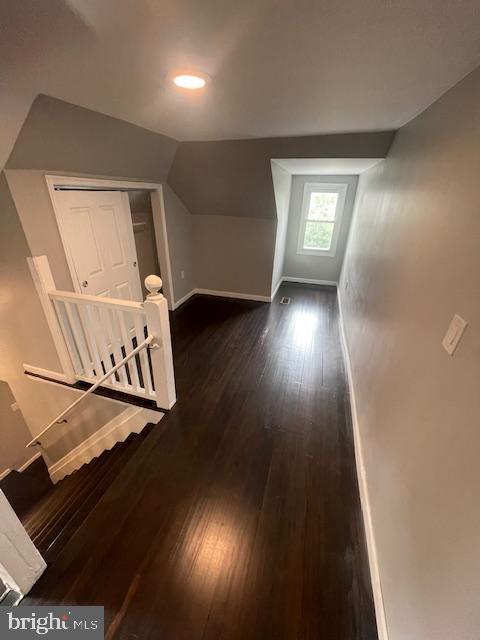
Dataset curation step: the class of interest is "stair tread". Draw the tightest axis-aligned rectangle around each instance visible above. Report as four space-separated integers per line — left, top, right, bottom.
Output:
22 441 126 532
34 440 133 541
40 439 145 559
21 427 152 561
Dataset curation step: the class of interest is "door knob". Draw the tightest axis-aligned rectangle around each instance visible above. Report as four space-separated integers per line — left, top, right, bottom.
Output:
133 261 137 267
82 280 88 288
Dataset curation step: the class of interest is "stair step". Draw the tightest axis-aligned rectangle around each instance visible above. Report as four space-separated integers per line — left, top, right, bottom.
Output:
34 444 130 549
22 442 123 534
0 456 53 519
20 425 154 563
40 436 146 560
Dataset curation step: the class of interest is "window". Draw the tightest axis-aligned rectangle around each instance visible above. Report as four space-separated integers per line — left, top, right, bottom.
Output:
297 182 348 257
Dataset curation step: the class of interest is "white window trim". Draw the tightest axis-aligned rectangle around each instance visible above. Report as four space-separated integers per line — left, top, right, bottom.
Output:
296 182 348 257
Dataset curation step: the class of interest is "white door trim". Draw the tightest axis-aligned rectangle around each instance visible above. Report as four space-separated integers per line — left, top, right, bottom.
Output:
0 491 46 595
45 175 175 309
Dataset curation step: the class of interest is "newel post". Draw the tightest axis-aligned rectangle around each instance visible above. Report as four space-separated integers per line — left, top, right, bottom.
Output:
144 275 177 409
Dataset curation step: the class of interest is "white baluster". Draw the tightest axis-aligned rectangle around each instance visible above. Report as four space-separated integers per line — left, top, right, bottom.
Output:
80 305 104 380
133 312 152 394
53 299 82 374
64 302 94 378
118 310 141 391
104 308 129 387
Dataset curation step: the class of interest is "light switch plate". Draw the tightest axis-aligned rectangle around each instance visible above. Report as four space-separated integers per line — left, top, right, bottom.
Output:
442 314 468 356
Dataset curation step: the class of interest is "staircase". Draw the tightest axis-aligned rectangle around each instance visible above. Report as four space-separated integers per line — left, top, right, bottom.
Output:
19 425 154 563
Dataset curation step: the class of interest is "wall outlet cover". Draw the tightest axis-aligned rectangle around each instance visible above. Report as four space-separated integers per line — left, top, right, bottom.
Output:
442 314 468 356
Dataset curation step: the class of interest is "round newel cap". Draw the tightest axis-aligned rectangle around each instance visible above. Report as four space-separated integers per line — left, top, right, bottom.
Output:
145 274 163 298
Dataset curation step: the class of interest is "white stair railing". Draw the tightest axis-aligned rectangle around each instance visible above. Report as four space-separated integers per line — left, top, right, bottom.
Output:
51 290 155 400
26 256 176 412
25 336 153 449
26 334 154 448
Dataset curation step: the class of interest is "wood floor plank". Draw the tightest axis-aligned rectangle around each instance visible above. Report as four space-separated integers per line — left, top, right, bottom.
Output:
23 284 377 640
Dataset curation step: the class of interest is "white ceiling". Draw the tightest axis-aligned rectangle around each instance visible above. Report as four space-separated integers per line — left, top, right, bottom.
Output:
272 158 384 175
2 0 480 168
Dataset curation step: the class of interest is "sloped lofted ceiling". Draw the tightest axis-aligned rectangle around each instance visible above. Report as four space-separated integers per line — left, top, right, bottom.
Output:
2 0 480 171
167 132 394 219
6 95 178 182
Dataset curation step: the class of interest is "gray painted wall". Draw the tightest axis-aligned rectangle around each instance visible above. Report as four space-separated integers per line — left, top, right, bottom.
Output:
340 66 480 640
168 131 394 220
6 169 77 291
270 162 292 295
0 176 54 473
284 175 358 283
168 131 392 298
162 184 195 302
192 215 277 297
0 381 32 473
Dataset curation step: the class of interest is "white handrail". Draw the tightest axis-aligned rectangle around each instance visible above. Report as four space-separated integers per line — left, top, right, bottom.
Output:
26 334 154 448
49 289 144 312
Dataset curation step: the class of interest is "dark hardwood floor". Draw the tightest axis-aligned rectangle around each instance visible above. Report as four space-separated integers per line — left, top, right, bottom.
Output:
23 283 377 640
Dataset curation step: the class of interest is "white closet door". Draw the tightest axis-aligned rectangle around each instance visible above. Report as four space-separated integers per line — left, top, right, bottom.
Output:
54 190 143 302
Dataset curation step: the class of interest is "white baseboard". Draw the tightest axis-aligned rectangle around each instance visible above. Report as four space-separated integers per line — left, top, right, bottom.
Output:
282 276 337 287
23 364 68 383
173 287 272 307
0 452 43 481
337 287 388 640
0 467 12 481
17 452 42 473
48 406 162 484
195 288 271 303
173 289 196 310
173 281 336 308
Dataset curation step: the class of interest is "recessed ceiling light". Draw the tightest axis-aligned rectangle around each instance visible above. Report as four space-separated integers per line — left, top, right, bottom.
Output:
173 73 208 90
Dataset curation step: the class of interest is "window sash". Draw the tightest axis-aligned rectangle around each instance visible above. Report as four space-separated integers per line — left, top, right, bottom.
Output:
297 182 348 257
306 192 338 222
303 220 335 250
